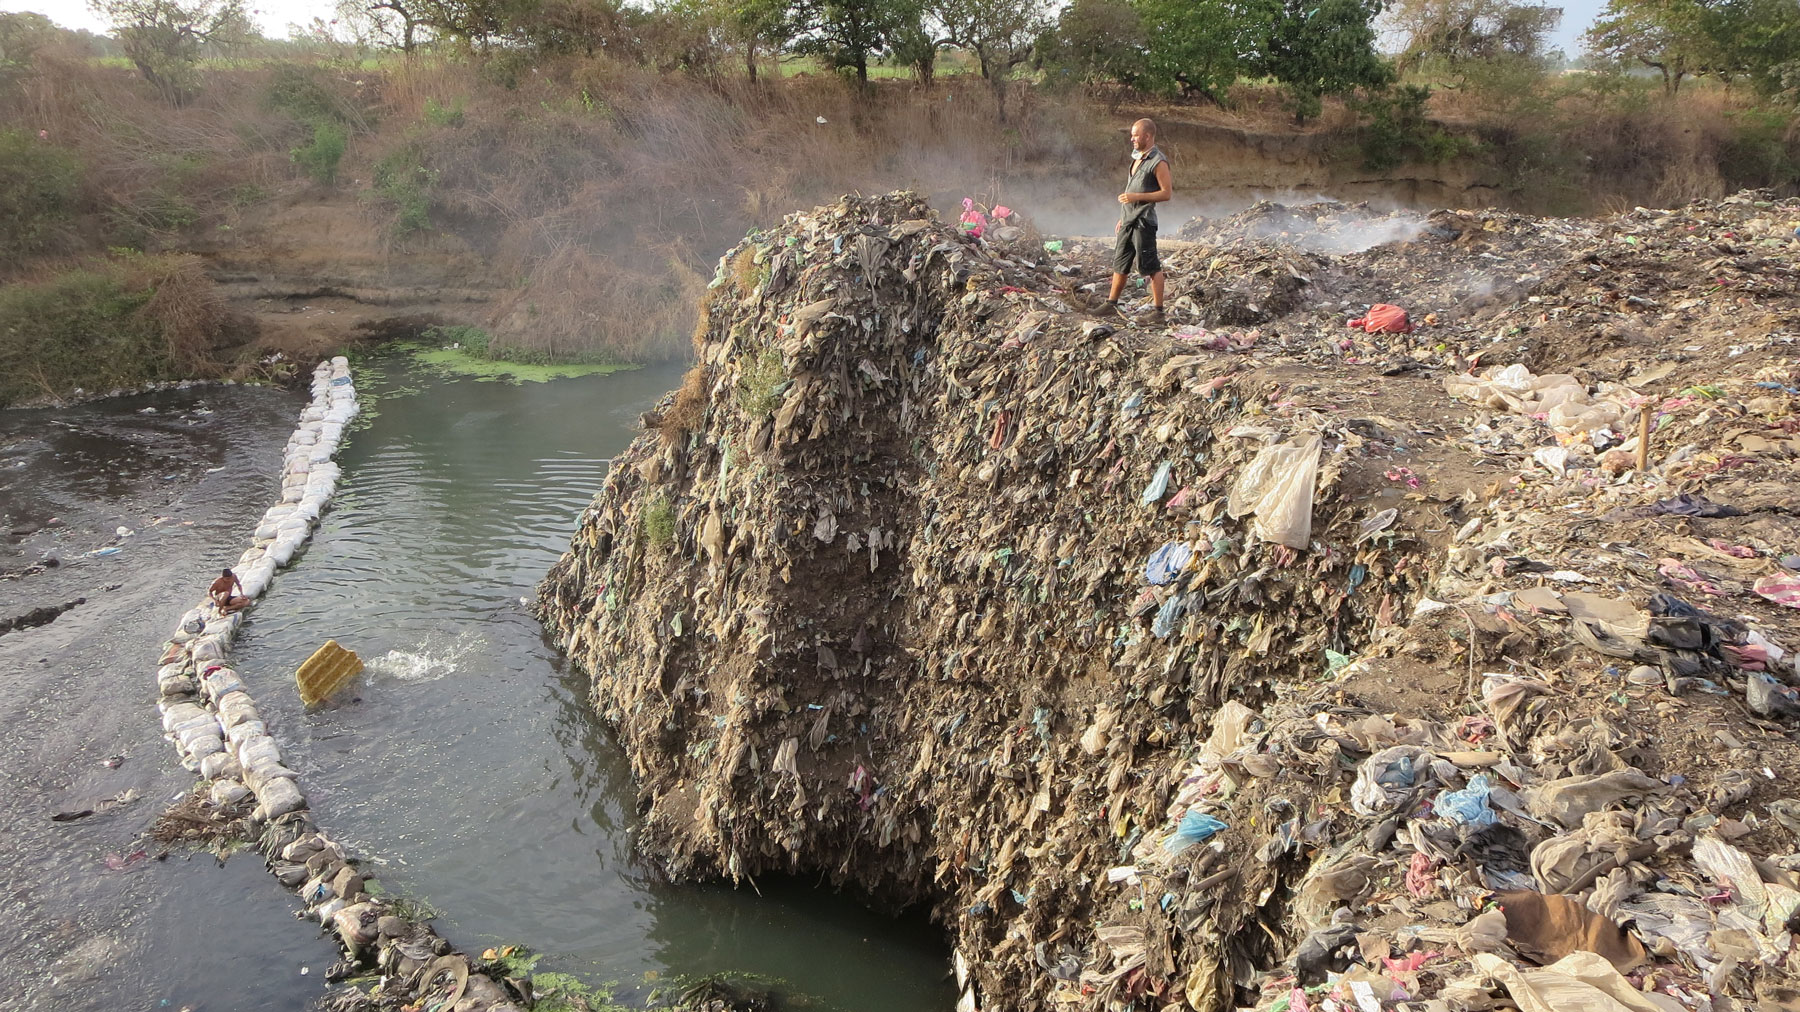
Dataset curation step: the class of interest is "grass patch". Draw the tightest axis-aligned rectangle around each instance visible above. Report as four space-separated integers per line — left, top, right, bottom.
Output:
410 324 635 382
0 129 82 258
409 344 633 382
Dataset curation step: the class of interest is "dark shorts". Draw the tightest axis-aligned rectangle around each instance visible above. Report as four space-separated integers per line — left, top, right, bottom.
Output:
1113 221 1161 276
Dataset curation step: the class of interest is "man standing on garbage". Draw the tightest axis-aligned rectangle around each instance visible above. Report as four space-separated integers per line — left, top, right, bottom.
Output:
1104 118 1173 323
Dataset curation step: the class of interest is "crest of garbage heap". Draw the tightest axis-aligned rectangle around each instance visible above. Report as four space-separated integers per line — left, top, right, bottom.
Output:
539 190 1800 1012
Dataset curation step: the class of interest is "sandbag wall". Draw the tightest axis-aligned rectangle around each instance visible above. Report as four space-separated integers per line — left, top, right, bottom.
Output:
537 194 1436 1012
150 358 523 1012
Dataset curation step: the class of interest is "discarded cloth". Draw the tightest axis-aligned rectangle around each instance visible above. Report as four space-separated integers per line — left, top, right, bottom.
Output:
1754 572 1800 609
1435 774 1499 829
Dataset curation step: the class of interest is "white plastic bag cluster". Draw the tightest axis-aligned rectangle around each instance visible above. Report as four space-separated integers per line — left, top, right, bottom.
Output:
1444 363 1642 435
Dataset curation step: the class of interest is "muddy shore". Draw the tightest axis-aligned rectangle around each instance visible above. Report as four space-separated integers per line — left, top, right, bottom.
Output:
539 191 1800 1012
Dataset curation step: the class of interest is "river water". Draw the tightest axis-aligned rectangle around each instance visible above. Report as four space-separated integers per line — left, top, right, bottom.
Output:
0 354 952 1012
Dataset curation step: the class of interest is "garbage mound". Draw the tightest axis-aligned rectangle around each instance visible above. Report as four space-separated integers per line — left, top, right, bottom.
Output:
1174 199 1433 253
539 190 1800 1012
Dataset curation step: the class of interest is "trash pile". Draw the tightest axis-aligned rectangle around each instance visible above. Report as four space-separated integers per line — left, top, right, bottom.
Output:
538 190 1800 1012
1174 199 1433 253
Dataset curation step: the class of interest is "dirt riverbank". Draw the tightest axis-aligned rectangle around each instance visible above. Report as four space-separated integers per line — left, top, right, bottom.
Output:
538 191 1800 1012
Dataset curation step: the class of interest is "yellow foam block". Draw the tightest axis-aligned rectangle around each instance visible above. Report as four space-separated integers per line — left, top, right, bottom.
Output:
296 640 363 706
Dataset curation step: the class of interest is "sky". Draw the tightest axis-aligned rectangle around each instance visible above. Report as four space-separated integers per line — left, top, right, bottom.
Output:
15 0 335 36
13 0 1608 57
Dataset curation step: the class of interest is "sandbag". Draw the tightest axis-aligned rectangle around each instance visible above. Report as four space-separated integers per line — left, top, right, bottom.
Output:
210 779 252 805
237 734 282 769
200 752 242 781
258 776 306 819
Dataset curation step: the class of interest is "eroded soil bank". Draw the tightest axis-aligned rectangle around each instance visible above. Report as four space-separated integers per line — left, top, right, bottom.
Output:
538 192 1800 1012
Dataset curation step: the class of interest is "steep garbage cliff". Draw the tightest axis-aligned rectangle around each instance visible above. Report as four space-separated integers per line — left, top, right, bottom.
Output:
539 191 1800 1012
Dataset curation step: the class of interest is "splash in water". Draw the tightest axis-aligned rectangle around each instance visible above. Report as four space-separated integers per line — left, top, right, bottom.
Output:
367 629 485 683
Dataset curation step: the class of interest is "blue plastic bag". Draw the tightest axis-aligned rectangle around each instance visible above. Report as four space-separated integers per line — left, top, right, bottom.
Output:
1152 593 1188 638
1163 811 1228 855
1434 774 1498 828
1144 542 1193 585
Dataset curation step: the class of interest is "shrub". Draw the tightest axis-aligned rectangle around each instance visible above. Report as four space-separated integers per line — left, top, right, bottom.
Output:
663 363 709 437
734 349 785 418
643 495 676 547
373 143 436 235
0 129 82 258
478 50 534 90
422 323 493 353
1719 107 1800 189
291 121 347 185
424 96 466 127
263 63 357 124
0 252 229 406
1355 84 1469 171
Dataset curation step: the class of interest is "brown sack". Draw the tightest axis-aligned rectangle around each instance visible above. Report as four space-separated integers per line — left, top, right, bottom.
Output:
1497 890 1646 972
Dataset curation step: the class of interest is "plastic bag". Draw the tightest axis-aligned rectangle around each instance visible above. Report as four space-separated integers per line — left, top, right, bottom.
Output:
1351 745 1433 816
1348 303 1412 333
1162 811 1227 855
1228 434 1322 548
1141 461 1173 505
1434 773 1499 828
1144 542 1193 585
1152 592 1189 638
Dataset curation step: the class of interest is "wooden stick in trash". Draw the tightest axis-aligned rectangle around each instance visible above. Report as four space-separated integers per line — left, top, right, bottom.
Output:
1636 409 1651 472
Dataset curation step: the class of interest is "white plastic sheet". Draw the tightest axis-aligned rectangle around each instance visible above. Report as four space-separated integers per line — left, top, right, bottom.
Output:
1228 433 1322 548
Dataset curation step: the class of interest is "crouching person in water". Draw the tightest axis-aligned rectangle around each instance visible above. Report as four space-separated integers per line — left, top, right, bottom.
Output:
1105 117 1173 323
210 568 250 614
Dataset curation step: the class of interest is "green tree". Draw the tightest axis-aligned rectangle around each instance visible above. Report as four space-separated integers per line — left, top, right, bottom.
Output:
1045 0 1145 87
528 0 640 57
336 0 430 51
1257 0 1392 122
1132 0 1261 101
1708 0 1800 93
1583 0 1718 92
713 0 790 80
0 12 59 95
89 0 253 104
936 0 1047 113
790 0 910 84
889 0 948 85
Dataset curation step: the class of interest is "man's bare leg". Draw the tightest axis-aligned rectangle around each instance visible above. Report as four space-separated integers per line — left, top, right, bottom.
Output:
1108 272 1127 303
1150 271 1166 308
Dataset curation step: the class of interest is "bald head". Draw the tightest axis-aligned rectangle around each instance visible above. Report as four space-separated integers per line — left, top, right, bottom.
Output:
1130 118 1157 154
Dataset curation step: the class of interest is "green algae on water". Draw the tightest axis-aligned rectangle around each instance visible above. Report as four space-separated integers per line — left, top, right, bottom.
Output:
408 344 636 383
